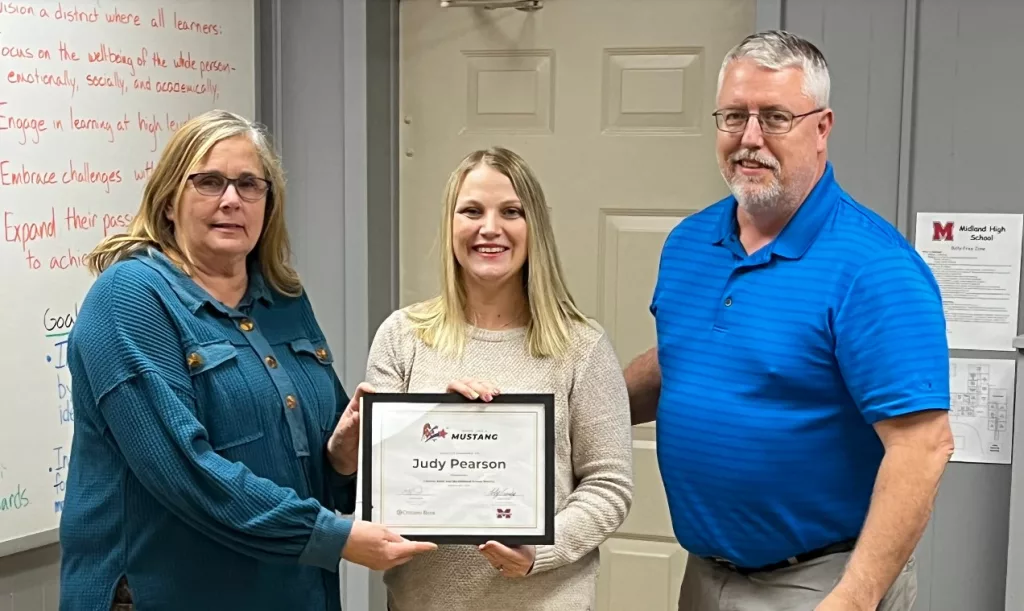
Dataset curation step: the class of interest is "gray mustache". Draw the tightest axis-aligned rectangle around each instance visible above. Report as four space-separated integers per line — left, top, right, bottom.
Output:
730 149 779 170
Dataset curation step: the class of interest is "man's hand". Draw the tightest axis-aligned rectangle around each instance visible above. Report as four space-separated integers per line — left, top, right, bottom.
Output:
327 382 375 475
341 520 437 570
814 590 871 611
477 541 535 578
624 347 660 425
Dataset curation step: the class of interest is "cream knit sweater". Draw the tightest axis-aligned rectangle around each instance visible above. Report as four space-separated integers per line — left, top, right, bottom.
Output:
364 308 634 611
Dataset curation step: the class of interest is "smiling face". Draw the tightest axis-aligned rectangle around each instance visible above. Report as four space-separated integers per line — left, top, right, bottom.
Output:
168 134 267 273
715 57 832 215
451 164 528 291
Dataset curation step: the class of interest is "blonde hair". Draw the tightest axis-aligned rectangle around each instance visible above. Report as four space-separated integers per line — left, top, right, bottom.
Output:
86 109 300 296
406 146 590 359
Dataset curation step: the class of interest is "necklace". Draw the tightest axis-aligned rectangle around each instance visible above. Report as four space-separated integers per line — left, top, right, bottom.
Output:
470 305 527 330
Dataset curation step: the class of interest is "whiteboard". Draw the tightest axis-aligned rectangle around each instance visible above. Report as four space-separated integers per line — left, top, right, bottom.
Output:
0 0 256 557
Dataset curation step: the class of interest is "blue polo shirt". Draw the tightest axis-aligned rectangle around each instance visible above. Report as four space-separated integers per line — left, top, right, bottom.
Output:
651 162 950 568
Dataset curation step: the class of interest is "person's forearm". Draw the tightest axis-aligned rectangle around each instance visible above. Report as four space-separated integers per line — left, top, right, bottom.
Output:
624 347 660 425
831 445 950 607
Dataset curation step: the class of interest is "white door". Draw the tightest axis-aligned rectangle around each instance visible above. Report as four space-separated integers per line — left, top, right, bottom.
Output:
398 1 756 609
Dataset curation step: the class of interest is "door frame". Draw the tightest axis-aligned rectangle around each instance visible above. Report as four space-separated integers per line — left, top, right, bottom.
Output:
257 0 398 608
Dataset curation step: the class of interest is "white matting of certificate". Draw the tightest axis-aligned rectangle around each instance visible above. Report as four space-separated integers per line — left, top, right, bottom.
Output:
364 399 550 541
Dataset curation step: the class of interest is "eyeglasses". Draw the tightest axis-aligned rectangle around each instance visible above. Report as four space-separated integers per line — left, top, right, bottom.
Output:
188 172 271 202
711 108 826 134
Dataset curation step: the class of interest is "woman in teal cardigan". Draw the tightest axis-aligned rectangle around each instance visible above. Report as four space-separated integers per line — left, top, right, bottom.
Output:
59 109 434 611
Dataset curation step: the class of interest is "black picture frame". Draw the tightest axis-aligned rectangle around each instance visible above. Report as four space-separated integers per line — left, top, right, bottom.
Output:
360 392 556 546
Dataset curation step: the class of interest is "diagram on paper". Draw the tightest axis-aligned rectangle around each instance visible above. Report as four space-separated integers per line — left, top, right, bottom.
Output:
948 358 1016 464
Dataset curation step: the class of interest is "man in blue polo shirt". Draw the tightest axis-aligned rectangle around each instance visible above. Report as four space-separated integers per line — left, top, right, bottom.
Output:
625 30 954 611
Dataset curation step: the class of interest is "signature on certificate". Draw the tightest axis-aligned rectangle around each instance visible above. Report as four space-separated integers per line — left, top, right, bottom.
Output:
488 487 517 498
400 485 424 496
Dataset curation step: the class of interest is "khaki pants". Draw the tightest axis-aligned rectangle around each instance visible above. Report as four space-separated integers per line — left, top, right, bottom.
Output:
678 552 917 611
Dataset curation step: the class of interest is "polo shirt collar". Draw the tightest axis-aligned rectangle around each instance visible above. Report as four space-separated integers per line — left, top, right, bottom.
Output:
712 161 840 260
135 247 274 314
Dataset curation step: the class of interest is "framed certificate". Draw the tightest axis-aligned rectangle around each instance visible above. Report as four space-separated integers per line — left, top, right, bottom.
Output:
359 393 555 545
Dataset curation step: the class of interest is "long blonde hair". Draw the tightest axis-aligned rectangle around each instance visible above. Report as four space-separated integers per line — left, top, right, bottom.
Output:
86 109 300 296
406 147 590 359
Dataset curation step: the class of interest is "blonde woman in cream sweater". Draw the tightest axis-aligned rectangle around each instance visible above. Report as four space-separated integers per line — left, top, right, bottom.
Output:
363 147 634 611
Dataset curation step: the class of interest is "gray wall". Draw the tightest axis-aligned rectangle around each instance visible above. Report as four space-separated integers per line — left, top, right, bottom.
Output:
764 1 1022 610
0 547 59 610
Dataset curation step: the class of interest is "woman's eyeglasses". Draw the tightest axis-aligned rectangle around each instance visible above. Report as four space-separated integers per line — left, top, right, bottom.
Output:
188 172 271 202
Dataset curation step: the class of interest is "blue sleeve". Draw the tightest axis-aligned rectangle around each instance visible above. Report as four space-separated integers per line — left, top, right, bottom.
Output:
76 265 351 571
833 249 951 424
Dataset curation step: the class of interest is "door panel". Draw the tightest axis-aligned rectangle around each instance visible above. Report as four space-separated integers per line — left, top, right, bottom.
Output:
595 538 688 611
399 1 756 609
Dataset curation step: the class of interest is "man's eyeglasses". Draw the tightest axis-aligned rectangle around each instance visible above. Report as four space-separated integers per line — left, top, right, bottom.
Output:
711 108 826 134
188 172 271 202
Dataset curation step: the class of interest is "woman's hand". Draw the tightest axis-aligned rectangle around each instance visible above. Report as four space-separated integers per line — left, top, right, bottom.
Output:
446 379 500 401
327 382 375 475
342 520 437 570
478 541 535 578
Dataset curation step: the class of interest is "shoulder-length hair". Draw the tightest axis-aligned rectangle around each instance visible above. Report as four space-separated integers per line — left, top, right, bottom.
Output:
406 146 590 359
85 109 300 296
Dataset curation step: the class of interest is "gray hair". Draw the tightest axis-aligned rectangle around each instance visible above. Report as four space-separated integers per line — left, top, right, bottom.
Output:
717 30 830 107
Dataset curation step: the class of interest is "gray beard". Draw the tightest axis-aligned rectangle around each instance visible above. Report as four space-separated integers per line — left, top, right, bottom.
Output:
728 175 786 216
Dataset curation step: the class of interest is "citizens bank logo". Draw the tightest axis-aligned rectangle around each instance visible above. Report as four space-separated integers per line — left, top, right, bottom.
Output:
932 221 954 241
496 508 511 519
421 423 447 442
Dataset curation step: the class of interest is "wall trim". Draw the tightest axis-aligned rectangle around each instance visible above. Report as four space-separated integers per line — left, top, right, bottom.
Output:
895 0 918 237
364 2 401 607
342 0 370 388
367 0 402 333
258 0 386 607
1007 357 1024 604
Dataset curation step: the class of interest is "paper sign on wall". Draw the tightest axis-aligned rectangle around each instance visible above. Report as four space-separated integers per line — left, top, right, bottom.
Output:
914 213 1023 352
948 358 1016 464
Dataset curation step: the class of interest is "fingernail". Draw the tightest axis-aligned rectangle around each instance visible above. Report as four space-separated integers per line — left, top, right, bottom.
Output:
470 391 479 399
484 393 492 401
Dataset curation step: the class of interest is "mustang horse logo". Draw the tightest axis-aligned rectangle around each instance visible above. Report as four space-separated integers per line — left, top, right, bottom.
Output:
421 423 447 442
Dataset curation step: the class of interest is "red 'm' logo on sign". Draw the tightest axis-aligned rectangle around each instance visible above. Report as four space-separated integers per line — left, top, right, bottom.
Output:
932 222 954 241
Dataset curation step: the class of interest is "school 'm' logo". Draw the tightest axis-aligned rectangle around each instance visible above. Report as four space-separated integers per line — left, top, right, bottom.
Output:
932 221 954 241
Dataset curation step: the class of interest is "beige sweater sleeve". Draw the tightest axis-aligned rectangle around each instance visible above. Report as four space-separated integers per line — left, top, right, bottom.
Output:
364 311 411 393
531 331 634 574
